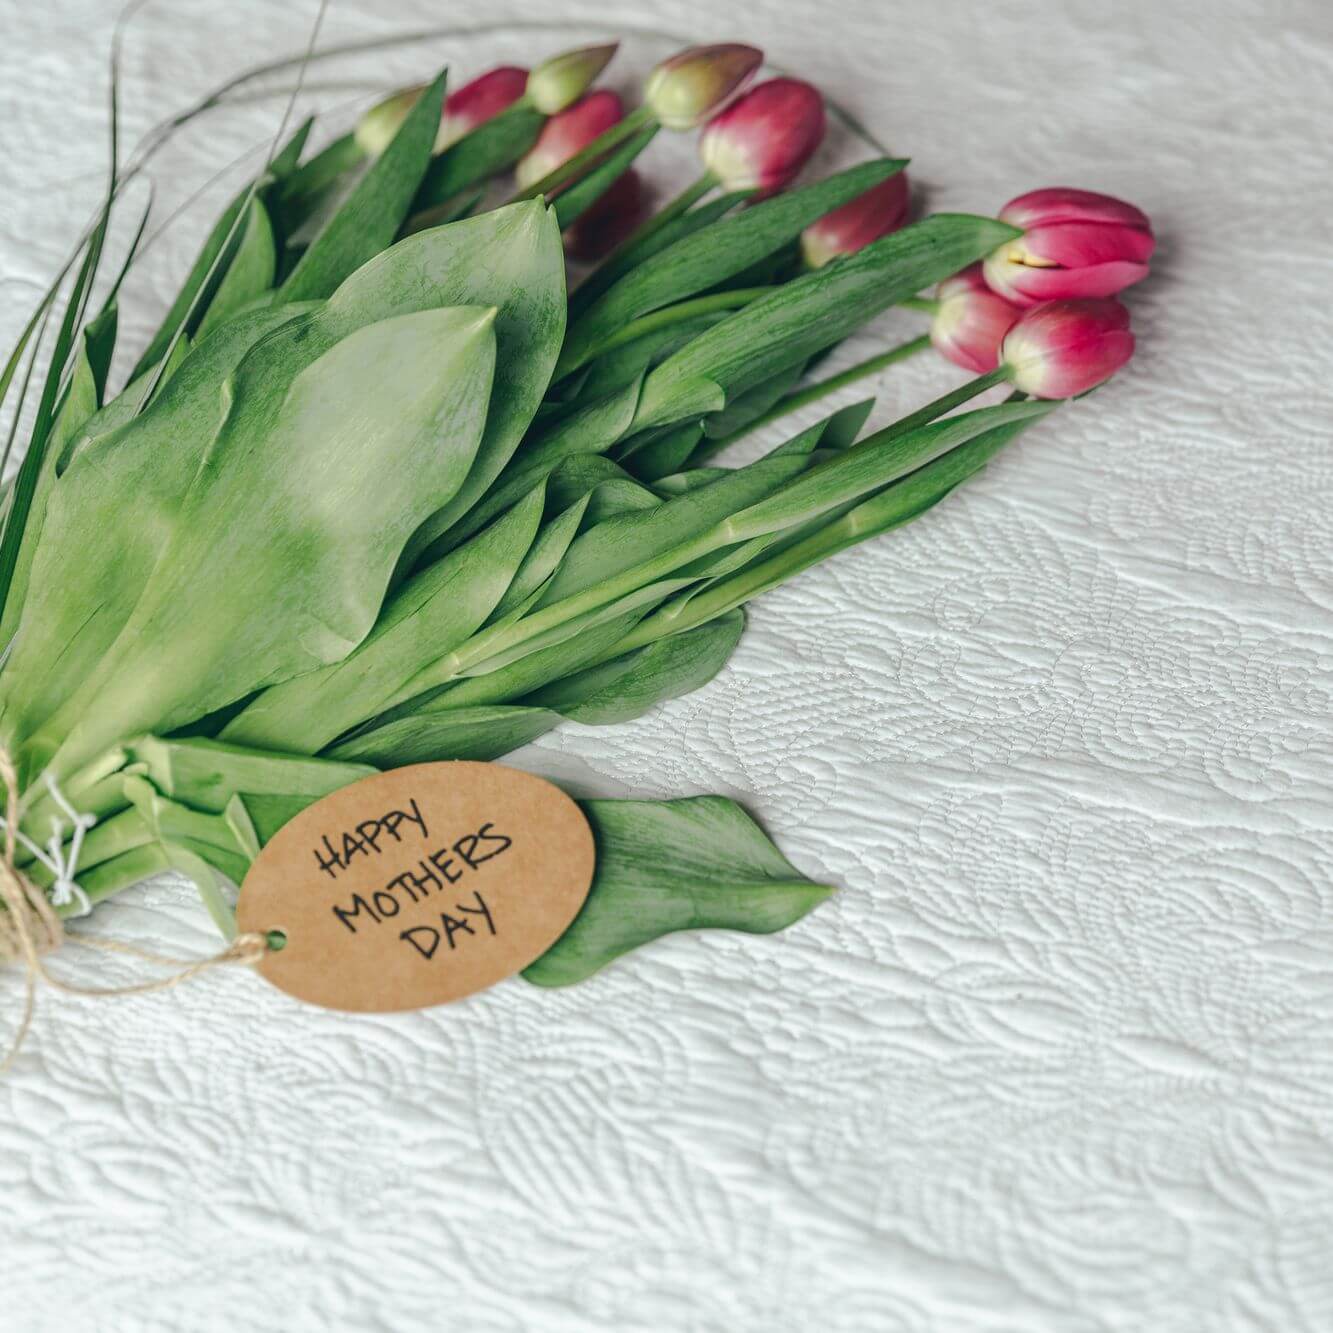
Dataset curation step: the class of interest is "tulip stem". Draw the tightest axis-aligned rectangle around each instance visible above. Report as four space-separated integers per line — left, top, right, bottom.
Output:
697 333 933 459
590 285 776 359
899 295 938 314
575 171 716 303
506 105 656 204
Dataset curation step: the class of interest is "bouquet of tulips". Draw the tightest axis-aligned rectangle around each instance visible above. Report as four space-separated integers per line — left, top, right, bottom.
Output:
0 37 1153 993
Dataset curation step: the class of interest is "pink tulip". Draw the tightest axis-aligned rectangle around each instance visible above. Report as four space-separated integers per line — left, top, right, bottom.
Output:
1000 298 1135 398
983 188 1155 306
699 77 825 197
514 90 624 191
438 66 529 149
799 171 911 268
929 264 1022 373
644 43 763 130
566 170 650 262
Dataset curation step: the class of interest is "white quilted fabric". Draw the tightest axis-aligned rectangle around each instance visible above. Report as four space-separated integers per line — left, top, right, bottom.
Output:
3 2 1332 1330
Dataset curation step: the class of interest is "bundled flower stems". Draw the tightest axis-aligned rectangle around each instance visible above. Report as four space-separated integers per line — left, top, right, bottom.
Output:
0 37 1154 1019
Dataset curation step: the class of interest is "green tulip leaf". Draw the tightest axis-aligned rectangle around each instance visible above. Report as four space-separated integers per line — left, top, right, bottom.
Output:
634 213 1020 430
278 69 445 303
32 304 498 783
558 160 907 376
224 483 545 754
523 795 832 986
411 105 546 214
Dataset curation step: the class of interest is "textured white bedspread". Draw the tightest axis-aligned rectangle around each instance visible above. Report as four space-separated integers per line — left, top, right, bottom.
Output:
3 1 1332 1329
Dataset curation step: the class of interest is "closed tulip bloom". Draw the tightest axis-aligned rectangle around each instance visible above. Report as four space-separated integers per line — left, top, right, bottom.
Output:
438 66 529 149
566 170 650 262
930 264 1022 373
515 90 624 191
1001 298 1135 398
699 78 826 197
644 43 763 130
983 188 1155 305
354 86 425 156
799 171 910 268
527 42 619 115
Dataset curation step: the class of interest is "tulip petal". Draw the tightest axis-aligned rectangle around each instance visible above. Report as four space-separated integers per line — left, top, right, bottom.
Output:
931 288 1021 373
700 78 826 196
1000 187 1151 232
1022 221 1157 269
1002 298 1134 397
515 90 624 190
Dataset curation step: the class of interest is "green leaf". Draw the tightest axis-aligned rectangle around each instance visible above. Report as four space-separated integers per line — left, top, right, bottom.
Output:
631 404 1049 646
34 304 498 784
523 796 832 986
268 117 314 180
534 452 813 609
558 160 907 377
193 196 277 340
128 192 253 380
0 173 117 627
634 213 1020 430
701 359 807 440
568 189 751 317
223 483 545 754
325 704 560 767
725 400 1052 543
278 69 446 303
543 454 639 512
0 304 119 649
267 131 365 243
380 202 567 571
523 610 743 724
411 105 545 214
617 421 704 481
436 369 642 553
0 304 308 755
573 312 725 406
489 493 590 622
553 123 659 230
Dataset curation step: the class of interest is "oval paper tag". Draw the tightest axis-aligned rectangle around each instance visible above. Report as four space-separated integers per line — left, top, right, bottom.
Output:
235 762 595 1012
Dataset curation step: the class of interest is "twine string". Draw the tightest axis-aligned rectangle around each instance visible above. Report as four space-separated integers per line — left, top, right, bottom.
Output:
0 748 267 1073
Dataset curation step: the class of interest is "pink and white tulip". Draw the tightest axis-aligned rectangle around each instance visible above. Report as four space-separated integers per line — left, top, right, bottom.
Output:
929 264 1022 373
983 188 1155 306
699 77 825 197
514 90 624 191
526 42 619 116
438 66 530 149
644 43 763 131
799 171 911 268
1000 298 1135 398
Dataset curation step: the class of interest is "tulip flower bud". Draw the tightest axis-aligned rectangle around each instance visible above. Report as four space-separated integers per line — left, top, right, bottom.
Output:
644 43 763 131
566 170 650 262
1000 298 1135 398
983 187 1155 306
354 86 424 156
799 171 910 268
699 77 826 197
929 264 1022 373
527 42 619 115
438 65 530 149
514 90 624 191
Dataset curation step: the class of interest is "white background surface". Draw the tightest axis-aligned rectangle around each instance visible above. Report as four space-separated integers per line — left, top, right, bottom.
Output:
3 2 1333 1330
